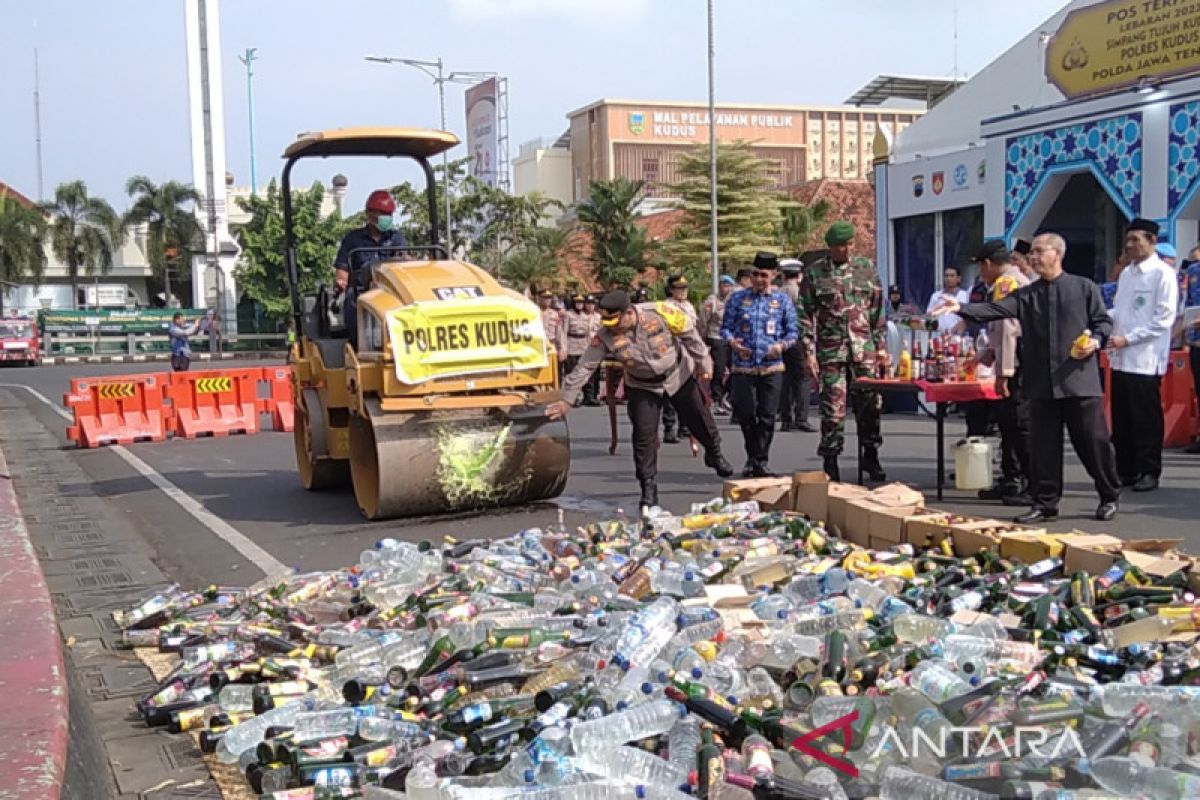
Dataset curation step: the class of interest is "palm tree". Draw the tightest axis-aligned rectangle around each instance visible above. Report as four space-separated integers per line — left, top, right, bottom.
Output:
779 199 832 255
499 227 578 290
124 176 203 307
0 190 48 316
43 181 124 309
575 177 653 288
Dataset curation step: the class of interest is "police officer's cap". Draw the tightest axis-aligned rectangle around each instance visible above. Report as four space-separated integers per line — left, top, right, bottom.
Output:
667 274 689 289
973 240 1010 264
780 258 803 275
598 290 631 326
537 288 554 298
584 293 598 304
571 292 586 303
736 268 754 281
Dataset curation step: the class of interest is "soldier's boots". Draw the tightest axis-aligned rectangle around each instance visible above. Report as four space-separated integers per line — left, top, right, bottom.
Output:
863 448 887 482
662 427 680 444
639 482 659 512
823 455 841 482
704 450 734 478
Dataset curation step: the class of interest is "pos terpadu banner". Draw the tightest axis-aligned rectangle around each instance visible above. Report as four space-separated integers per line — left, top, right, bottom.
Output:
386 296 548 385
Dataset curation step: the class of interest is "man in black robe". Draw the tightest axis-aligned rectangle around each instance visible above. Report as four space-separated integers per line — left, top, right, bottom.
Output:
932 232 1120 523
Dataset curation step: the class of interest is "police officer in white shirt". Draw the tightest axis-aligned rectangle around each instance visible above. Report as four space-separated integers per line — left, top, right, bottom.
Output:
1108 218 1180 493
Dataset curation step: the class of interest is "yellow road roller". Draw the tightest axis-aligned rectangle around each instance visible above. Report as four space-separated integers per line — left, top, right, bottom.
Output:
282 128 570 519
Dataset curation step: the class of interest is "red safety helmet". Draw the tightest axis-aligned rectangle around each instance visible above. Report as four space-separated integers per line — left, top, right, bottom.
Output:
365 189 396 214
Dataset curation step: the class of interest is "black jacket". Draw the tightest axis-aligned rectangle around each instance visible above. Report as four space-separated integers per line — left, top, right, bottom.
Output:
956 272 1111 400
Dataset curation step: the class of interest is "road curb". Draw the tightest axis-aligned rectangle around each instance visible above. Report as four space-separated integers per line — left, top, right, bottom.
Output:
40 350 288 366
0 443 68 799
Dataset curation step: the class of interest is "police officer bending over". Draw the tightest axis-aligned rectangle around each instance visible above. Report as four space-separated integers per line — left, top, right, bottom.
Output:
547 290 735 511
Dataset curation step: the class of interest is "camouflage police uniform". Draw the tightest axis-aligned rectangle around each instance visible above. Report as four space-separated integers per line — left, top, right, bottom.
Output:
798 229 887 476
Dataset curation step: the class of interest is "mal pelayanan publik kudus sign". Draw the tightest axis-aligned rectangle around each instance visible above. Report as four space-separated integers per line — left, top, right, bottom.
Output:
465 78 499 188
1046 0 1200 99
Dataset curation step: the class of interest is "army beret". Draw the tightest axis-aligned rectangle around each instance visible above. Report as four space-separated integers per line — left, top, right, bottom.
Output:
825 221 855 246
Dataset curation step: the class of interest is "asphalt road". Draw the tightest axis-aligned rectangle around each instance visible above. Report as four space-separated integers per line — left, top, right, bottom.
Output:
2 359 1198 594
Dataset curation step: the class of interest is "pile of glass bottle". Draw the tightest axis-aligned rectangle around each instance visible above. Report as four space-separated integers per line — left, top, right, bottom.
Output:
116 500 1200 800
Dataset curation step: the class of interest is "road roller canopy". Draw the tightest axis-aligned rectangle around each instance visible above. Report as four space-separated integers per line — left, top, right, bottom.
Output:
282 127 460 160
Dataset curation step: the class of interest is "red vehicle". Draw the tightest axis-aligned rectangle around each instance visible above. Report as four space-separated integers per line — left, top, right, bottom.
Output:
0 317 41 366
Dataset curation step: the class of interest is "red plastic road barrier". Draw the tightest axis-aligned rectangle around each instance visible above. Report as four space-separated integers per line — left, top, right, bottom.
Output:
0 444 68 798
1101 349 1198 446
167 368 261 439
63 373 170 448
261 366 295 433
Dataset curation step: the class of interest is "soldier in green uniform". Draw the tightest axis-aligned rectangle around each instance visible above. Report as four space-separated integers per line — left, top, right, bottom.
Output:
797 221 889 482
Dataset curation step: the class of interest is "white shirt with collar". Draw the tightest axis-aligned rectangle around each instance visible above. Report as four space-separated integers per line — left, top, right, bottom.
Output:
1109 254 1179 375
926 288 969 332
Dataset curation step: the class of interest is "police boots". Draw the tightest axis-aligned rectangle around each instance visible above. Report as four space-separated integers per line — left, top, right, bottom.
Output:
639 482 659 512
704 449 734 478
863 448 887 482
823 455 840 483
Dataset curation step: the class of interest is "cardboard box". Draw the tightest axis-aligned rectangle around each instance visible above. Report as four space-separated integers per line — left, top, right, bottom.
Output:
948 519 1004 557
1123 547 1191 579
904 512 955 549
826 483 870 539
1059 533 1124 575
869 505 928 545
792 471 830 521
722 477 794 512
998 531 1060 563
869 482 926 510
842 499 878 547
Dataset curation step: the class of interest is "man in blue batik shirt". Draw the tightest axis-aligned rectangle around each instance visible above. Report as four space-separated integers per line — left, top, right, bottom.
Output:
721 251 799 477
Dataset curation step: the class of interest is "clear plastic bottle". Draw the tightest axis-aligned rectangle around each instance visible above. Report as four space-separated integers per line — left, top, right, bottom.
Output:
908 660 972 702
216 684 255 713
611 597 679 671
580 745 689 791
763 633 823 669
569 698 685 753
651 562 704 598
292 708 359 743
791 609 869 637
751 593 795 622
941 634 1043 671
1096 684 1200 717
879 765 998 800
335 631 407 669
1087 755 1200 800
667 715 702 776
847 578 890 612
893 614 954 643
890 688 954 772
783 574 825 604
216 696 316 762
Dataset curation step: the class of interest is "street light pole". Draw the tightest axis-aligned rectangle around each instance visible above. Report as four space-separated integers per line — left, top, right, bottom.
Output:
707 0 719 296
238 47 259 194
365 55 454 250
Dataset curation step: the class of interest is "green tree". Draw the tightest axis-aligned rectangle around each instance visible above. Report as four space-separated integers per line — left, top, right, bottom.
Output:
42 181 124 309
498 227 577 291
779 199 832 256
233 179 354 324
576 177 655 289
667 141 786 276
0 190 48 316
123 176 204 306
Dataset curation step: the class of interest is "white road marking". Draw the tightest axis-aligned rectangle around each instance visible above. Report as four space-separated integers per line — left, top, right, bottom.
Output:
0 383 287 576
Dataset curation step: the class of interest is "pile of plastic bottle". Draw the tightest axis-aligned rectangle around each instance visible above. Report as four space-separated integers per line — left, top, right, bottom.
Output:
115 500 1200 800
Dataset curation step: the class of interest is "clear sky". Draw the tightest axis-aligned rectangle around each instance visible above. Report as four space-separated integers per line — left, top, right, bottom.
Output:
0 0 1065 212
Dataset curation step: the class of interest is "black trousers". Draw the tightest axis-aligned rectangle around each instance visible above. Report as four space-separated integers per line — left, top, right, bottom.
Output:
779 345 811 425
995 371 1031 486
1027 396 1120 512
662 399 689 434
963 400 993 437
627 378 721 489
1111 370 1164 480
731 372 784 469
706 339 730 405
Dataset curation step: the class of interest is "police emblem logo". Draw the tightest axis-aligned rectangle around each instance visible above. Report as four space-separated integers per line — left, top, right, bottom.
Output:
932 171 945 195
